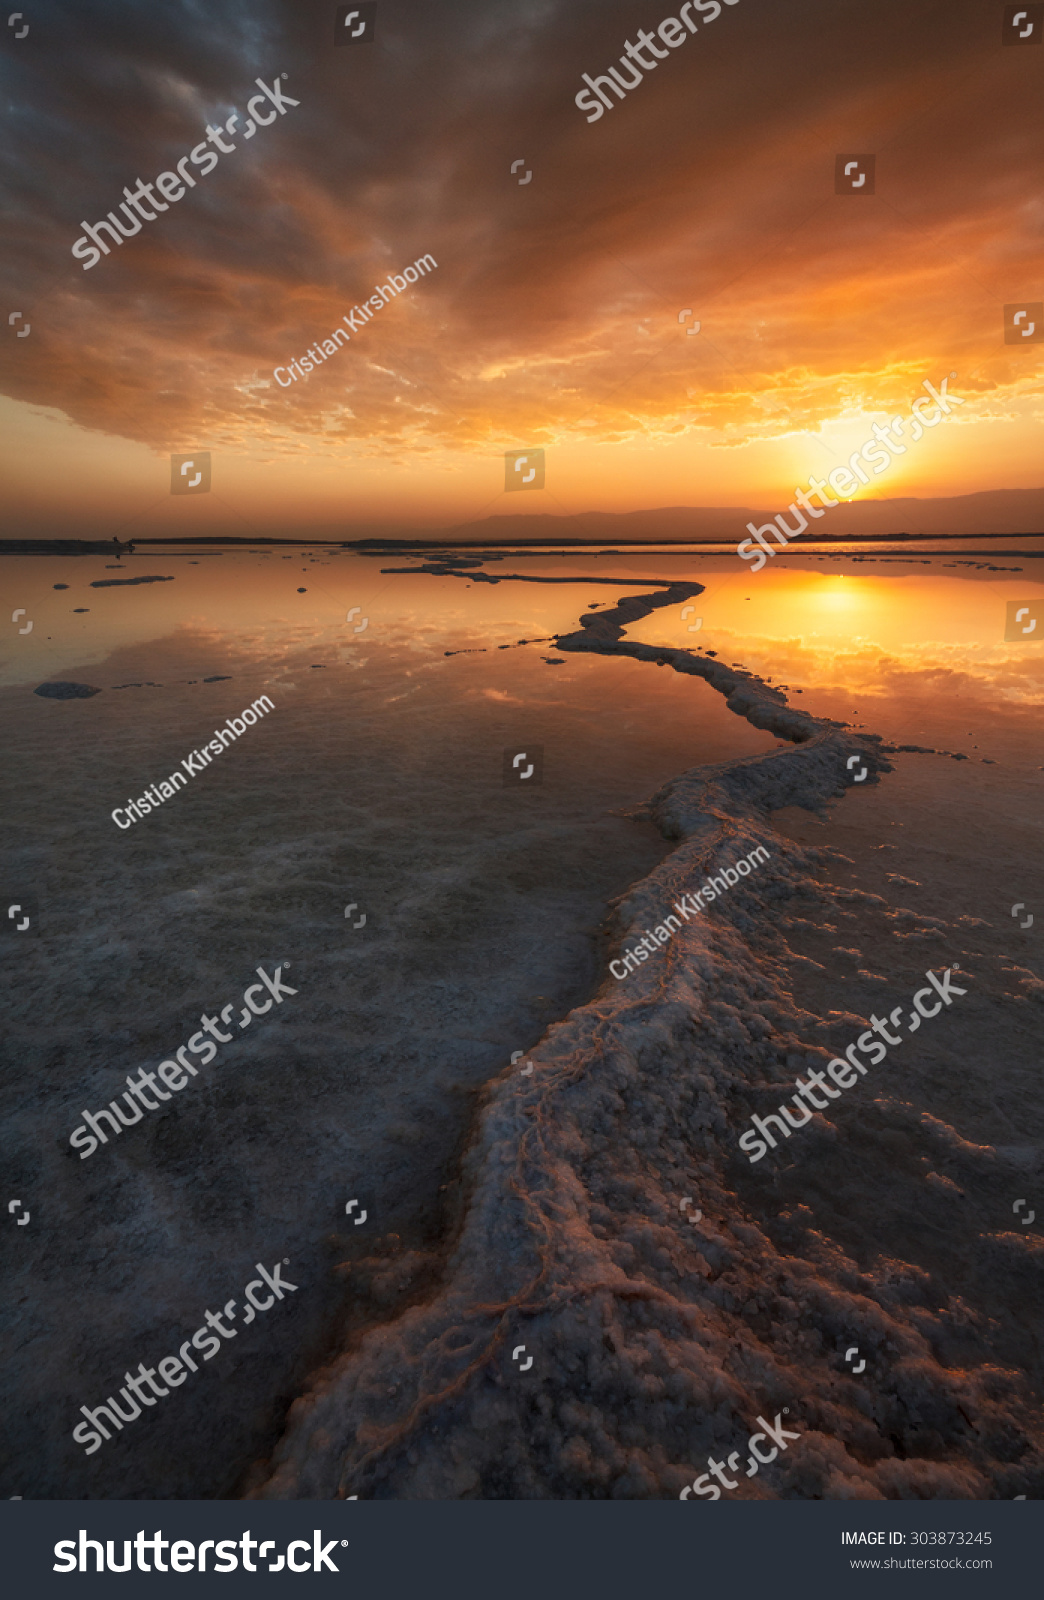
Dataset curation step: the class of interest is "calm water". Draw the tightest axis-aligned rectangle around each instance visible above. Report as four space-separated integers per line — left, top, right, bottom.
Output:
2 539 1042 1498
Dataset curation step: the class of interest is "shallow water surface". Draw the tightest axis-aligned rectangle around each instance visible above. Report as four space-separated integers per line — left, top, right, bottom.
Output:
2 541 1042 1499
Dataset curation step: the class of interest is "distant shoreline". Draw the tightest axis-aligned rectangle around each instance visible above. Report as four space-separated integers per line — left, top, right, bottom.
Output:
3 530 1044 557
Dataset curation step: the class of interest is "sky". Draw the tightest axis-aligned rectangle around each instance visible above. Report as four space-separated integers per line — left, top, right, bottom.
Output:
1 0 1042 538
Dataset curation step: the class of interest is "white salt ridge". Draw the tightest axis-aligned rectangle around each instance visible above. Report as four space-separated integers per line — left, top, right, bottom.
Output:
253 577 1044 1501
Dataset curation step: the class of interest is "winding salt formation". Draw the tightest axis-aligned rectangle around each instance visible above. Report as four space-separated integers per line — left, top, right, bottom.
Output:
253 573 1043 1501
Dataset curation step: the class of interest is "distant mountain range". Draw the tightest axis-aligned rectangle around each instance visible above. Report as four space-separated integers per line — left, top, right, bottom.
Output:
430 489 1044 544
5 488 1043 551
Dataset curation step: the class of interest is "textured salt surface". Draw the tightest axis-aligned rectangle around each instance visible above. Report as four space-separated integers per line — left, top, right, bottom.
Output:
250 571 1044 1501
6 554 1041 1500
4 594 776 1498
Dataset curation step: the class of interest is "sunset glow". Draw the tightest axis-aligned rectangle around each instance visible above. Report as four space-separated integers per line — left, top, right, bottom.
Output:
2 2 1042 538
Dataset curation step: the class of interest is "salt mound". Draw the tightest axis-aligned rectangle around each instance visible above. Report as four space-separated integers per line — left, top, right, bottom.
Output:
33 681 101 699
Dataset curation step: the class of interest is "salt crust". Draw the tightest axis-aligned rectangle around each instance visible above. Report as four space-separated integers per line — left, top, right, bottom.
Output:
253 579 1044 1501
